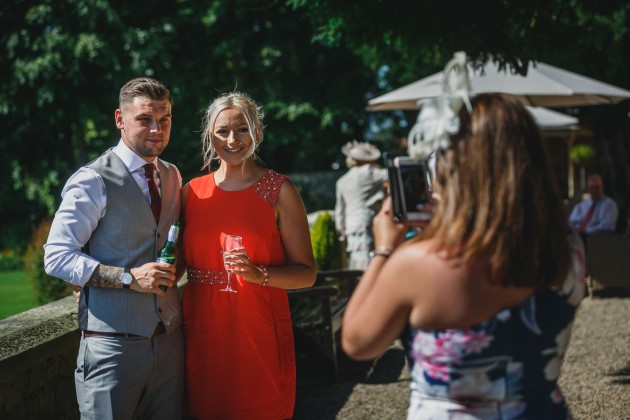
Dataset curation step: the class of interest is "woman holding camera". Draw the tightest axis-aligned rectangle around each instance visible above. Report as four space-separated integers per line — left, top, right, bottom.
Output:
342 92 586 419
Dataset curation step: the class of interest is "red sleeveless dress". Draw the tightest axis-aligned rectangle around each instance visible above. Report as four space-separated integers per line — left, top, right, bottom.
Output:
182 169 296 419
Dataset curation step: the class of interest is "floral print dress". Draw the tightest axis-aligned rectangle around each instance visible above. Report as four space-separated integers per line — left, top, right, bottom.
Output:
402 233 586 419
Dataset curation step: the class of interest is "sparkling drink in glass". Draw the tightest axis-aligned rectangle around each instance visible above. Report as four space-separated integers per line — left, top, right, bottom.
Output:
220 235 242 293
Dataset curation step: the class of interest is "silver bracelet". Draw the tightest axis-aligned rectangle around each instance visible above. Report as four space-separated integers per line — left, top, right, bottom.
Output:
374 246 394 257
258 265 270 286
369 245 394 260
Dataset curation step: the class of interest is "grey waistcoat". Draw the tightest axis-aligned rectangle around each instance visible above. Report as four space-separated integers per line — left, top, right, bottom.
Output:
79 148 182 336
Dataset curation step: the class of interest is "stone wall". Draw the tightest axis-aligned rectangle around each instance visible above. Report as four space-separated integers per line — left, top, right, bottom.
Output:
289 170 342 213
0 295 80 419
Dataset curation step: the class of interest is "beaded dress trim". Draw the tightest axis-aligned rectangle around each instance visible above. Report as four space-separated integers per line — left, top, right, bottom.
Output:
187 268 227 285
187 170 288 286
252 169 287 208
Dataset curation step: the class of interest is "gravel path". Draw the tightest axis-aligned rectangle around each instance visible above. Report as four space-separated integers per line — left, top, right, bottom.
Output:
293 290 630 419
294 338 410 420
559 290 630 419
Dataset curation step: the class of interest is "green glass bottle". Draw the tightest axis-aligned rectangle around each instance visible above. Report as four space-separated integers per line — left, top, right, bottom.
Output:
157 221 180 292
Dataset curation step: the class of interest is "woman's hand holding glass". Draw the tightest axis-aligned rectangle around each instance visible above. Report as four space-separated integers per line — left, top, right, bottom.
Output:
221 235 243 293
222 236 268 290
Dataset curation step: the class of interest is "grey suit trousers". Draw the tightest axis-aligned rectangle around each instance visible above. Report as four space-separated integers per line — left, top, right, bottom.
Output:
75 326 185 420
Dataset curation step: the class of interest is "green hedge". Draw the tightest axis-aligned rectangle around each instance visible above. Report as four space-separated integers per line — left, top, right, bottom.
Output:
22 219 74 305
310 211 342 271
0 248 23 271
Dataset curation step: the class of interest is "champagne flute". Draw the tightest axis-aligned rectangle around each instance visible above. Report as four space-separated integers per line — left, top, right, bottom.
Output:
220 235 242 293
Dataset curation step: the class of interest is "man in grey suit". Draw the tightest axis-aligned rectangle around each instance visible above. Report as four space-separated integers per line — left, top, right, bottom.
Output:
44 77 184 419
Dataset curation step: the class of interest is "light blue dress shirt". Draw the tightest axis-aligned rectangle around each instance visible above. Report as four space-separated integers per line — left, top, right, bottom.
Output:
568 195 618 234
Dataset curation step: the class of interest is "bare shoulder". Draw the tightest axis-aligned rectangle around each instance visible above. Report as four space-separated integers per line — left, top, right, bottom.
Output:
389 242 477 330
277 179 310 233
277 177 303 209
376 239 448 302
390 241 534 330
387 238 446 277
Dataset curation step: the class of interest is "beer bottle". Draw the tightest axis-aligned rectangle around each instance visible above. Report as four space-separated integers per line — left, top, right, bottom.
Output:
157 221 180 292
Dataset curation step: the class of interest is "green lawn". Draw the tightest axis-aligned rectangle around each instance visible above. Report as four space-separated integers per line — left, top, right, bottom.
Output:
0 270 39 320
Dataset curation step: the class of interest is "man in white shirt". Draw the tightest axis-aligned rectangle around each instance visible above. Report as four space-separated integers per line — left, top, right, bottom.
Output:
44 77 184 420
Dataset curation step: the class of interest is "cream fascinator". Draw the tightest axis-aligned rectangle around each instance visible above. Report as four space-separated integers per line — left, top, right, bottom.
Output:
407 51 473 160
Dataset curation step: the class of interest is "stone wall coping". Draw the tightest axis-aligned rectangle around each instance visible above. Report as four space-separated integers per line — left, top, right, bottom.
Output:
0 294 78 361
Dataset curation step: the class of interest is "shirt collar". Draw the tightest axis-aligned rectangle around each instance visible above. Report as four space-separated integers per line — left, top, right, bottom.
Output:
113 139 159 173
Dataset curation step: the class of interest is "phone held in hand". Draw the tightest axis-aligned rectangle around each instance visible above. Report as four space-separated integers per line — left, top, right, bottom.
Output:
387 156 432 223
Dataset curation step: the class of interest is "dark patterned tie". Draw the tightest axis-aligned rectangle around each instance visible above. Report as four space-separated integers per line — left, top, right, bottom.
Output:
143 163 161 224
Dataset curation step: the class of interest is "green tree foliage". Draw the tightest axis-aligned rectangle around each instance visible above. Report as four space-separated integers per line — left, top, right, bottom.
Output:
287 0 630 81
22 219 74 304
1 0 630 251
288 0 630 211
570 144 596 165
0 0 375 249
287 1 630 140
0 248 23 271
310 211 342 270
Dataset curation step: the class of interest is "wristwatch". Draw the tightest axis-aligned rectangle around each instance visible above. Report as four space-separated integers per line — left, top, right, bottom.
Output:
120 268 133 289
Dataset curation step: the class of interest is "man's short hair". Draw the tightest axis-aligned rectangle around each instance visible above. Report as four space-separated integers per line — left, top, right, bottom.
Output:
119 77 172 110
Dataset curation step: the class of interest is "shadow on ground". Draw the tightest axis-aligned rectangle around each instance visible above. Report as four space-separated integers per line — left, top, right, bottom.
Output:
591 287 630 298
608 363 630 385
293 330 408 420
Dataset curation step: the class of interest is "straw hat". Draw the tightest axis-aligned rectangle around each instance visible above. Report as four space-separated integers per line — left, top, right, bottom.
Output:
341 141 381 162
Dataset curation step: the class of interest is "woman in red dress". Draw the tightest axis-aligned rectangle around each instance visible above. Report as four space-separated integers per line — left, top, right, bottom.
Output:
180 92 316 419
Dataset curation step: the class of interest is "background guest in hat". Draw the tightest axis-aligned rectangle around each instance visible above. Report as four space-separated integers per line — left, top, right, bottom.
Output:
335 141 388 269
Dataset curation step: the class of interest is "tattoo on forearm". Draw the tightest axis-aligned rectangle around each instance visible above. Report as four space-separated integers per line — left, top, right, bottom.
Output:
87 264 122 288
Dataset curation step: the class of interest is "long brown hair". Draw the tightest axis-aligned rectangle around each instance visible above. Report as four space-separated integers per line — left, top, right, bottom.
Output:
421 93 570 288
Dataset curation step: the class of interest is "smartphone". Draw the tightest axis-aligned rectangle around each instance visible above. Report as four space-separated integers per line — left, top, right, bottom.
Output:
387 156 432 223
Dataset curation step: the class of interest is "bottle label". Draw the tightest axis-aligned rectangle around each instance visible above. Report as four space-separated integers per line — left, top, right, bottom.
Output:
167 225 179 242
